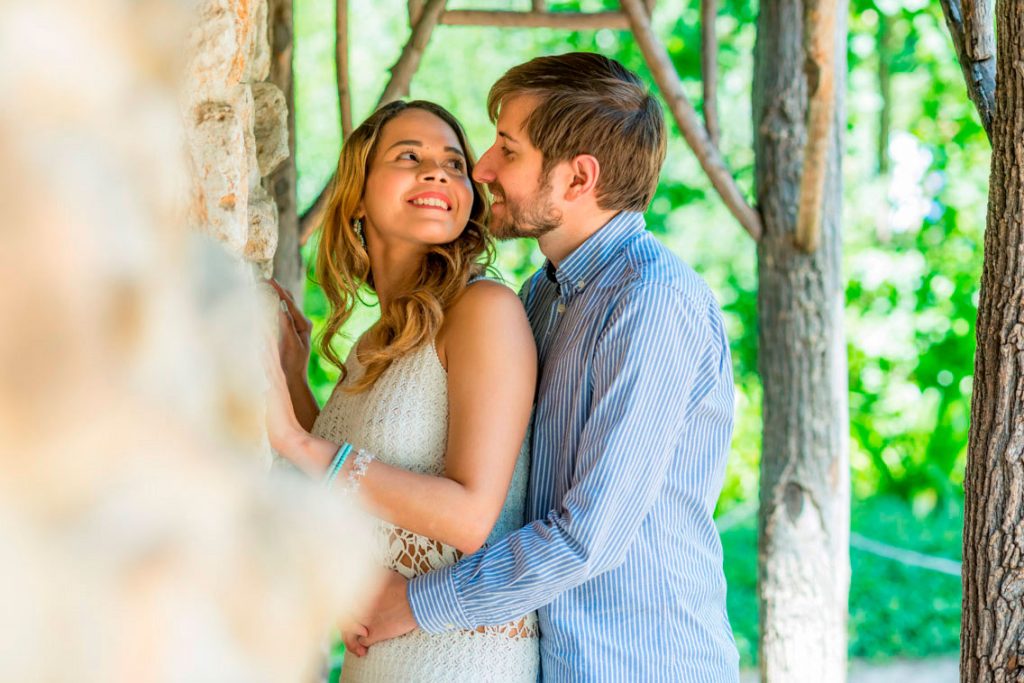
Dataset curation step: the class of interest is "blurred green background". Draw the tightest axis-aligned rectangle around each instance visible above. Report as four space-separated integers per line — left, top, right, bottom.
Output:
293 0 982 669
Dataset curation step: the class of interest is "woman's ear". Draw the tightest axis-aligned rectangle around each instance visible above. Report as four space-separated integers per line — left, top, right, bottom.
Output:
564 154 601 202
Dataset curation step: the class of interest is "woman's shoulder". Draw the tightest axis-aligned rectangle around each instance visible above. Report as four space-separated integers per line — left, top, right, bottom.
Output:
436 278 534 364
446 278 525 325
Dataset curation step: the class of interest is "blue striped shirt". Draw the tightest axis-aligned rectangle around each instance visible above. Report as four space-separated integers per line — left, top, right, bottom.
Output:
409 211 739 681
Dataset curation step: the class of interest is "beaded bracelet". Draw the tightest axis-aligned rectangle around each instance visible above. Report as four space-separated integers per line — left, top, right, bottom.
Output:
323 442 353 490
341 448 374 493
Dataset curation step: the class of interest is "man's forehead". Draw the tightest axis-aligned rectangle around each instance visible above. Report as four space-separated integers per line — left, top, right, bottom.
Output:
496 94 541 134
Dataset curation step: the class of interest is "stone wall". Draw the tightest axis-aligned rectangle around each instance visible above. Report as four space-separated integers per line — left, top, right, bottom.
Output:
0 1 372 681
186 0 291 275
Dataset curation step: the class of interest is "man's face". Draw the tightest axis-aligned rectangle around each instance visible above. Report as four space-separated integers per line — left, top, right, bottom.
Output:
473 95 563 240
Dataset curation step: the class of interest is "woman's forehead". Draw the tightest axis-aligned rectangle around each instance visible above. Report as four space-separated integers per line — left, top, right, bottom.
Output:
379 108 463 151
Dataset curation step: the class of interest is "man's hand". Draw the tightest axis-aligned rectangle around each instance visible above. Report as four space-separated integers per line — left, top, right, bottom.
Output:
357 571 418 652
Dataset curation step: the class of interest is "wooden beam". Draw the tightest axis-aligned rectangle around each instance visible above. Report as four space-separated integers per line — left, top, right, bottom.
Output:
439 11 629 30
794 0 838 253
379 0 447 105
301 0 447 240
620 0 762 241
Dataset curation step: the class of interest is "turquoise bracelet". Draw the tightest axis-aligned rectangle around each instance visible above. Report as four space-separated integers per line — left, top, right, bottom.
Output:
323 442 353 489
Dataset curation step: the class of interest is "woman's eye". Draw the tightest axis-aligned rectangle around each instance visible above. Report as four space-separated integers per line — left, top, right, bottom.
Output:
445 159 466 173
397 151 419 162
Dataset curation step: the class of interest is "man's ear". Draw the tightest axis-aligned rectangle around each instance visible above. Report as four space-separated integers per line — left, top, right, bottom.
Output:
564 154 601 202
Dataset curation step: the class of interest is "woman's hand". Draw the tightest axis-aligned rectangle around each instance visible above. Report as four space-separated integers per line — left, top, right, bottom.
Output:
266 279 320 431
262 330 306 459
267 279 312 382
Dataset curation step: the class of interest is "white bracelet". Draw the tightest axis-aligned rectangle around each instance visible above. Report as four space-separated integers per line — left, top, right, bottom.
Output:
342 448 374 493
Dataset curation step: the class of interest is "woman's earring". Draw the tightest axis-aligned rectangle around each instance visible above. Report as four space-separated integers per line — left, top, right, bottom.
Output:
353 217 364 243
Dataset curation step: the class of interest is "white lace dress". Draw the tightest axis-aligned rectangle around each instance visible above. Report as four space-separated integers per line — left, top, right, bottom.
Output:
312 339 539 683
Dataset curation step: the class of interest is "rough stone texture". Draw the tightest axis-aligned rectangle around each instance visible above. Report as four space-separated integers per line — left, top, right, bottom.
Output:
0 2 374 681
253 81 289 176
186 0 286 276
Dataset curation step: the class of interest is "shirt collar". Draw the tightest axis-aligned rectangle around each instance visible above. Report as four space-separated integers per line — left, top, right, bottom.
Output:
544 211 646 298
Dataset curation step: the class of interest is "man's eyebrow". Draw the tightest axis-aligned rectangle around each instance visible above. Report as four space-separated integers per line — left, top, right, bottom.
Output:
385 139 465 157
498 131 519 145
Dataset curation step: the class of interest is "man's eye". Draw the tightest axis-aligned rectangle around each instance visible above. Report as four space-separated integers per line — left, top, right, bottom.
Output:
501 146 514 158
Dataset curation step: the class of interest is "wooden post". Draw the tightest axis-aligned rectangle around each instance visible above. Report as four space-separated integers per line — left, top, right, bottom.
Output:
793 0 838 254
268 0 302 300
620 0 762 241
379 0 447 105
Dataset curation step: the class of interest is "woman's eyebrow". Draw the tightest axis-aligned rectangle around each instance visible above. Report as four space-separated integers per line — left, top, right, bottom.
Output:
385 139 465 157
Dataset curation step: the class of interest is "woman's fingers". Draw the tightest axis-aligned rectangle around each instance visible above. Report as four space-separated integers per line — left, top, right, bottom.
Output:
267 279 312 336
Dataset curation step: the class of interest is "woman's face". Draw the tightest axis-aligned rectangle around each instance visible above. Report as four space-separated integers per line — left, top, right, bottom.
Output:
360 108 474 250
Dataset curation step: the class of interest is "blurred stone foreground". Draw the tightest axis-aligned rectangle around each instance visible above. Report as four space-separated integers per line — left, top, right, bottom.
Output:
0 1 375 681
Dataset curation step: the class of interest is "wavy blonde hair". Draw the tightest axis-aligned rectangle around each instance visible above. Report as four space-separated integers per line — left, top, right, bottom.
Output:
315 100 492 392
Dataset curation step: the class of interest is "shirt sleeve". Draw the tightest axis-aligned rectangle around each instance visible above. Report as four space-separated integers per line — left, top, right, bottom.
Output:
408 283 715 632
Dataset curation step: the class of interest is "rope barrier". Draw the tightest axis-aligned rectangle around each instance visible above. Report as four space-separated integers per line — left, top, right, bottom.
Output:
714 504 962 576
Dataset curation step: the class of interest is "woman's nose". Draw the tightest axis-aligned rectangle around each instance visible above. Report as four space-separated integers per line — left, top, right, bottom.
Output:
418 159 449 183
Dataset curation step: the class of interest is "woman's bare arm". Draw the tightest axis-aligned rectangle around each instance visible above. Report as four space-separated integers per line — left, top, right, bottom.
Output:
275 281 536 554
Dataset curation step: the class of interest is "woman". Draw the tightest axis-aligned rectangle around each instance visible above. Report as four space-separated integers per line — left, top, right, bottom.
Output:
264 100 539 682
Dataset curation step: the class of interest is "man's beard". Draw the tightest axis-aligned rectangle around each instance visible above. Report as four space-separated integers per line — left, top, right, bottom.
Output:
487 181 562 240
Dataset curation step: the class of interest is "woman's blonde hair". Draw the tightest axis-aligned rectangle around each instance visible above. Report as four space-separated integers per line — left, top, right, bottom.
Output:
315 100 492 392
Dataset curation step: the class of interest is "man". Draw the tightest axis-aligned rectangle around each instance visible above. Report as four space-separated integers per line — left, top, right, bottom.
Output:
356 52 739 681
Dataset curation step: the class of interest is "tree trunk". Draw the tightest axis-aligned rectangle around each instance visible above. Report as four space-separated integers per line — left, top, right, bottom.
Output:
960 1 1024 680
753 0 850 680
268 0 303 301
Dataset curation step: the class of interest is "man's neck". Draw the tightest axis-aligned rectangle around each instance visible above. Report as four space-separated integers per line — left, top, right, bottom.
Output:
538 209 620 267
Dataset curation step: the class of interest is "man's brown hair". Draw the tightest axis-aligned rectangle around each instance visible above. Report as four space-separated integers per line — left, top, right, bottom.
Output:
487 52 667 212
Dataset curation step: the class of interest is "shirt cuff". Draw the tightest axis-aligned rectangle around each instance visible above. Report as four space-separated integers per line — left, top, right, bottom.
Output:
407 565 470 634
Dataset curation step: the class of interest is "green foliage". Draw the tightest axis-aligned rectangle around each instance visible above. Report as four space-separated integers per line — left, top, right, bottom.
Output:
294 0 986 664
722 495 963 667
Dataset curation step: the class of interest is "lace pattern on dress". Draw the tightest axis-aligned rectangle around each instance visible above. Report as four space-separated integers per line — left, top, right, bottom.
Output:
312 337 538 682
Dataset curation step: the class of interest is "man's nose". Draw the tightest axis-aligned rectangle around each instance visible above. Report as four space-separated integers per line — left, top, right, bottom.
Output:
473 146 497 184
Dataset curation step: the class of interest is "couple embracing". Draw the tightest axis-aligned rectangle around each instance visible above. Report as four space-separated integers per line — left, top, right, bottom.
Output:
266 52 740 682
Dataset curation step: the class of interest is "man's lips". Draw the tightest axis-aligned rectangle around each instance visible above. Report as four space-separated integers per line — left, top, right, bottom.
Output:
407 191 452 211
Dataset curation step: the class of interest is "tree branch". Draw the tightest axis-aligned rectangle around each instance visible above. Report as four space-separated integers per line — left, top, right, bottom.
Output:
700 0 720 147
438 11 629 30
620 0 762 241
379 0 447 105
794 0 838 253
336 0 352 139
938 0 996 141
301 0 447 241
409 0 424 26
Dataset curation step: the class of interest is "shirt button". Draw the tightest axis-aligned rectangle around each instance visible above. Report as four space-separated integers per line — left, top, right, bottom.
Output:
445 623 455 629
576 279 585 289
556 303 566 314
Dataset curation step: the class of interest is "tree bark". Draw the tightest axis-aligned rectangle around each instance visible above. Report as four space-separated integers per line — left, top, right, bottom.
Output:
754 0 850 679
267 0 302 301
960 1 1024 680
938 0 996 140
